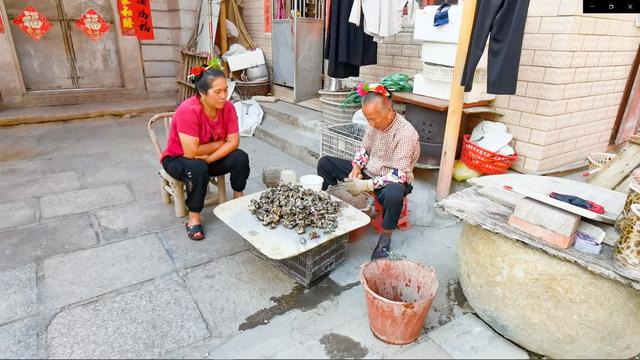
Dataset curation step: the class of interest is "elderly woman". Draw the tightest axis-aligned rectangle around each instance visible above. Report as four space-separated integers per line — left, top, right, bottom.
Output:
317 84 420 260
161 68 250 241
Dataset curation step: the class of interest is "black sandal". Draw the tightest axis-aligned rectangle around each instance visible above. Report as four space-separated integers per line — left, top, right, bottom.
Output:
185 223 205 241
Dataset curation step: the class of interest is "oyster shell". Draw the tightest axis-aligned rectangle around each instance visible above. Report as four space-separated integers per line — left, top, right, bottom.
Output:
248 183 343 234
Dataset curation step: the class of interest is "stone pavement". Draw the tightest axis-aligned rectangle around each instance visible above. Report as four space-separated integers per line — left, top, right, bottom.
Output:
0 115 528 358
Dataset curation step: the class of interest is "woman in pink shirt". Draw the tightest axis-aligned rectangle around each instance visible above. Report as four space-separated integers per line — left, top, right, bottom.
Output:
162 68 250 240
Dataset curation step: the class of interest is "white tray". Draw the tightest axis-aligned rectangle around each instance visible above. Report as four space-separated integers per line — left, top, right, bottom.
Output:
213 190 371 260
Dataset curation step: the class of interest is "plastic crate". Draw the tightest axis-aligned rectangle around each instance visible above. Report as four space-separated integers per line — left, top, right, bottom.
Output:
320 123 366 161
253 233 349 287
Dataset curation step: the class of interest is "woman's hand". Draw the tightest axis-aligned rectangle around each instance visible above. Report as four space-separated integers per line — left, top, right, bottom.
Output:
348 166 363 180
195 154 210 163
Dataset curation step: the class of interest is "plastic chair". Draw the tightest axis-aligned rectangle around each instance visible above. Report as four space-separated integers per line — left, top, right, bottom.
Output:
148 112 227 217
371 195 410 234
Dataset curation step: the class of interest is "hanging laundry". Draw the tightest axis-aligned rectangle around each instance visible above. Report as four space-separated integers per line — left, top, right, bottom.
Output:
348 0 408 41
433 3 450 27
325 0 377 79
460 0 531 95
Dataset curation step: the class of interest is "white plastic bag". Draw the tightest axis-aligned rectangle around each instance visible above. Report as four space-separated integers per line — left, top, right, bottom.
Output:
234 99 264 137
352 109 368 125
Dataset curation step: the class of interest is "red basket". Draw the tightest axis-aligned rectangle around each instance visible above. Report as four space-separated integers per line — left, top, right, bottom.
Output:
460 134 518 175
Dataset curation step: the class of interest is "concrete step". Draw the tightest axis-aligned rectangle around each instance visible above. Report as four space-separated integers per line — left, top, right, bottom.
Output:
258 100 323 133
254 114 320 167
0 98 176 126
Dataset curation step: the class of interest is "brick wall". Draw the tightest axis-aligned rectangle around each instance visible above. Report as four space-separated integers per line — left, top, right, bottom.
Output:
491 0 640 173
242 0 273 67
141 0 199 95
240 0 640 173
358 24 424 84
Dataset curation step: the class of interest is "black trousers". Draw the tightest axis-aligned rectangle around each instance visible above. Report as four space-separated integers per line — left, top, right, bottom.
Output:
460 0 531 95
162 149 250 213
317 156 411 231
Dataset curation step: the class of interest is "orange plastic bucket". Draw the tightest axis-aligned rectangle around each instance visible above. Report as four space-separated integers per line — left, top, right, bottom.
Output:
360 259 438 345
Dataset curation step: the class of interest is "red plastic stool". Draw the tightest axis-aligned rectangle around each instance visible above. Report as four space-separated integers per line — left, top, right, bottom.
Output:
371 195 410 234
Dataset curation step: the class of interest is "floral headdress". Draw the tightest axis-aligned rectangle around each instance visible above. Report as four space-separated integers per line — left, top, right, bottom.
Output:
187 57 223 83
356 82 391 106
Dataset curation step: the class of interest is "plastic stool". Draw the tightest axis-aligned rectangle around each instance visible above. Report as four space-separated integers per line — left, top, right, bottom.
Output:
371 195 410 234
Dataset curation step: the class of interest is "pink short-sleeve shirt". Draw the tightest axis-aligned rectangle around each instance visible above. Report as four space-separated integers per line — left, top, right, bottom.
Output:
161 96 239 161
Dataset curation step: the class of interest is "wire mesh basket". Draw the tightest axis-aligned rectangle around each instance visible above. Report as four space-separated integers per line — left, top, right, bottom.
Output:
422 62 487 82
320 123 366 161
320 98 360 126
252 233 349 287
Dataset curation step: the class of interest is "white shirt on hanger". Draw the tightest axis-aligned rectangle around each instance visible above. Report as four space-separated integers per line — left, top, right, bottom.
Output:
349 0 408 42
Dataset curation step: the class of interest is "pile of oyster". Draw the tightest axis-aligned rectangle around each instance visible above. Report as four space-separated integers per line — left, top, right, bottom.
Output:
248 184 342 234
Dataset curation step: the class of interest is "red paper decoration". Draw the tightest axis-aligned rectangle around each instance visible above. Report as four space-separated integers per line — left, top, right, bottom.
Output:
76 9 110 41
0 13 5 33
12 5 51 41
263 0 271 33
117 0 136 36
133 0 154 40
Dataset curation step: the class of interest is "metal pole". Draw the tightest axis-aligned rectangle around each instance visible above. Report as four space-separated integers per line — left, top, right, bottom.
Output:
435 0 479 201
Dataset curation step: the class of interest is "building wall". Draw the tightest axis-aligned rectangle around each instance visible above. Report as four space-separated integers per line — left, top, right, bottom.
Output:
241 0 640 173
242 0 273 68
493 0 640 173
0 0 148 108
144 0 200 96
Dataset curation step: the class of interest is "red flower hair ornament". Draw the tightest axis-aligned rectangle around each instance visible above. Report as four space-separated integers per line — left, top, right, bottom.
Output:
356 82 391 106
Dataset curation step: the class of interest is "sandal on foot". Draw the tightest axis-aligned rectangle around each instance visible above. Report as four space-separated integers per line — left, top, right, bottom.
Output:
185 223 205 241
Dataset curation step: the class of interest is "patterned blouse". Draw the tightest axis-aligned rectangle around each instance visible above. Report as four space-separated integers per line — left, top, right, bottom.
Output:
352 113 421 189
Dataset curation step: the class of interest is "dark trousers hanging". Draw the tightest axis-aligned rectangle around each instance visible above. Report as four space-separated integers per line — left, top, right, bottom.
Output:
460 0 531 95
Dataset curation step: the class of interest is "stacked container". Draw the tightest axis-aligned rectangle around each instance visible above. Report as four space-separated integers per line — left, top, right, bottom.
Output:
412 4 494 103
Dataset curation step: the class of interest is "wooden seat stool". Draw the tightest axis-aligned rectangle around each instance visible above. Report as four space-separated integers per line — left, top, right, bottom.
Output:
148 112 227 217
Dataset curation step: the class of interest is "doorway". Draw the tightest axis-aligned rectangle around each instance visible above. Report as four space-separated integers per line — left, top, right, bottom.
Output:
5 0 123 91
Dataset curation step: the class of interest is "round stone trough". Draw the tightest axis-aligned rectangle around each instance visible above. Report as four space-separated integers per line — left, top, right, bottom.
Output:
458 223 640 359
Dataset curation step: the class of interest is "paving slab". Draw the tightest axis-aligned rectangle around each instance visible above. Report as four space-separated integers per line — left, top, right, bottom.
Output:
206 285 368 359
428 313 528 359
0 264 37 325
41 234 174 309
0 317 40 359
0 159 42 178
46 275 209 358
0 171 81 203
40 152 114 174
77 159 157 187
95 200 185 242
392 339 453 359
183 251 296 339
0 216 98 271
158 222 249 270
0 199 39 231
40 184 134 219
76 159 160 201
